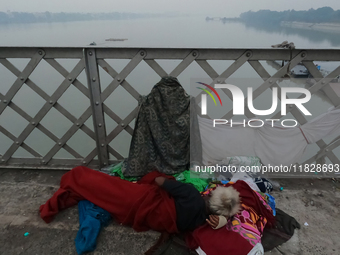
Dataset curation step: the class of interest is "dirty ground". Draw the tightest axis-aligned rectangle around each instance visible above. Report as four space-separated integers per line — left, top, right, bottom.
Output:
0 169 339 255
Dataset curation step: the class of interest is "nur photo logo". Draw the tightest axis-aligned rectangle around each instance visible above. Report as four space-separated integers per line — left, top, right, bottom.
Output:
197 81 312 128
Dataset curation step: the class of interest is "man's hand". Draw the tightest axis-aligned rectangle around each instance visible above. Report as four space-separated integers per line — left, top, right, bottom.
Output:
206 215 219 228
154 176 166 186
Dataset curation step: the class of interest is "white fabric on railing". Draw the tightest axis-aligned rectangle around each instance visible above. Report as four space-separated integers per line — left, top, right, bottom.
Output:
300 106 340 143
199 106 340 166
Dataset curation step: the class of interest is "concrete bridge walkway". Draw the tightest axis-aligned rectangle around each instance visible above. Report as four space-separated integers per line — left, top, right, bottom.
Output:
0 169 339 255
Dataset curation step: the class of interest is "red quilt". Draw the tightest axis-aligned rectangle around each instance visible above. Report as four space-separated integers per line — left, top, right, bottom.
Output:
39 166 178 233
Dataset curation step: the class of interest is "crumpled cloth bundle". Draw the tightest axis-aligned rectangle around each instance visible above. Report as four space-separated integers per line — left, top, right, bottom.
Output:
75 200 111 254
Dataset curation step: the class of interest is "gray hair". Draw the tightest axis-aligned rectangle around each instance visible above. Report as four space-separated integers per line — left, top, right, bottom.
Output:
209 186 241 218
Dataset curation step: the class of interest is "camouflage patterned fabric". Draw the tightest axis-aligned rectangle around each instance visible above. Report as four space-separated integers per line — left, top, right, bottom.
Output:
122 77 192 176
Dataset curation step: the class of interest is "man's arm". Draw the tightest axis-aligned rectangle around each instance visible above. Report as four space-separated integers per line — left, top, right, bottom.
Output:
154 176 199 199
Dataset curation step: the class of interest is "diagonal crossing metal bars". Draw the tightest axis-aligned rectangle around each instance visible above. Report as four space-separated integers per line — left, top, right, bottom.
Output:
221 51 307 119
2 57 86 163
0 47 339 170
0 48 96 169
0 58 86 160
195 50 255 118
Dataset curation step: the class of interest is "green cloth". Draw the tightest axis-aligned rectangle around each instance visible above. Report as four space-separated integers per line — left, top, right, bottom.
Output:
173 170 210 192
108 162 137 182
107 163 210 192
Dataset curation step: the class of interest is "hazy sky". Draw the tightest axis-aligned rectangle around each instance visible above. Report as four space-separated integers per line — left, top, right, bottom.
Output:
1 0 340 17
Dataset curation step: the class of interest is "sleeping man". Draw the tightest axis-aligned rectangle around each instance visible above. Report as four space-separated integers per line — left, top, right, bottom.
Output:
40 166 274 254
40 166 240 232
154 176 241 231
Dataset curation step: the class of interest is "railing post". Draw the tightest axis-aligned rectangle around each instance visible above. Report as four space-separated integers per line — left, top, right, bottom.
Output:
84 48 109 169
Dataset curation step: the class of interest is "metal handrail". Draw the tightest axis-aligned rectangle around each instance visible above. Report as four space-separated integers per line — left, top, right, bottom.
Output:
0 47 339 170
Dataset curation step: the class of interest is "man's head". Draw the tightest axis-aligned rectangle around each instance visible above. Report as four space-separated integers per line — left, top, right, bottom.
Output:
209 186 241 218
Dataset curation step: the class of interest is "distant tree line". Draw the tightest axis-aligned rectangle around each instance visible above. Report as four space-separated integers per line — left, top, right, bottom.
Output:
238 7 340 24
0 11 162 24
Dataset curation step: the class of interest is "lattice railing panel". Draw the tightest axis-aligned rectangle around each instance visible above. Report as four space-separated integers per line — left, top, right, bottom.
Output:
0 47 339 170
0 48 101 169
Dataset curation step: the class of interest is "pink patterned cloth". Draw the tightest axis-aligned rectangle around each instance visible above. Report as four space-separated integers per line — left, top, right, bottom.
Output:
202 181 273 247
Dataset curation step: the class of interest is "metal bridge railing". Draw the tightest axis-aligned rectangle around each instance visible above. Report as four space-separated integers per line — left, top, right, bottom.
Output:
0 47 339 170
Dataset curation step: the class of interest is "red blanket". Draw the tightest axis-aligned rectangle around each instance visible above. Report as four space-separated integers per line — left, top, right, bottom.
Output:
186 181 275 255
187 223 253 255
39 166 178 233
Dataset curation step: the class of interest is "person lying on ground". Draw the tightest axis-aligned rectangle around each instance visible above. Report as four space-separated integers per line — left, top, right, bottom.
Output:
154 176 241 231
39 166 241 234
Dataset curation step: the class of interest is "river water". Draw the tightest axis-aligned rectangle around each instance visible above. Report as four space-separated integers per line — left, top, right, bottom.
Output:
0 16 339 163
1 16 340 48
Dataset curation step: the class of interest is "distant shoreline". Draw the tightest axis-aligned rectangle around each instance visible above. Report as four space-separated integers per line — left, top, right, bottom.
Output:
206 17 340 34
281 21 340 33
0 11 180 25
